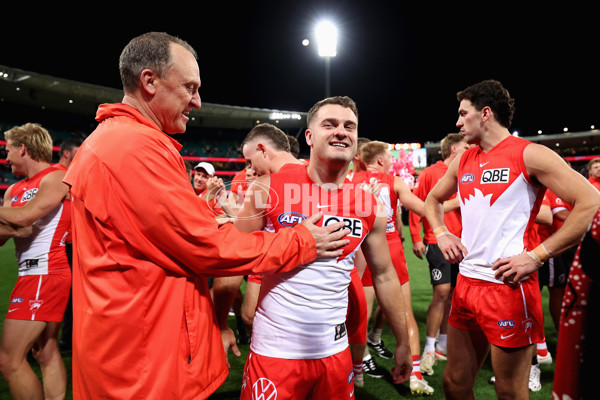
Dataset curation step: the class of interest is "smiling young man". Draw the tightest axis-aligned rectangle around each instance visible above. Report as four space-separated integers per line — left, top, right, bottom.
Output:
425 79 600 399
236 97 413 399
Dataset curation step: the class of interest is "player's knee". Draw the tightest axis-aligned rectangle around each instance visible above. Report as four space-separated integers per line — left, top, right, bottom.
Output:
31 340 59 366
0 348 19 376
442 368 473 399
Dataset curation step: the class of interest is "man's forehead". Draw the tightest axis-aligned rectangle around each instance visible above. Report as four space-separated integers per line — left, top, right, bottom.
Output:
315 104 357 123
458 99 475 110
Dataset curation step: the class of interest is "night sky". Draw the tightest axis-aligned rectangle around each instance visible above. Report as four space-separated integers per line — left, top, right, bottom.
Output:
2 2 598 144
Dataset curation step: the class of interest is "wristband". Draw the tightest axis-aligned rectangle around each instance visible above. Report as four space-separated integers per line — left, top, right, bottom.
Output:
433 226 451 239
526 250 544 266
532 243 551 264
527 244 551 266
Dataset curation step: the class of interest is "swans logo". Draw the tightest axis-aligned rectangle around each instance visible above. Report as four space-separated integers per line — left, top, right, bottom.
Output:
252 378 277 400
460 173 475 184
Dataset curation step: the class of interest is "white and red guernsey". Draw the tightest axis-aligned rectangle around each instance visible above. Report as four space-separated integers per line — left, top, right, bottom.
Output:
456 136 544 284
251 164 378 360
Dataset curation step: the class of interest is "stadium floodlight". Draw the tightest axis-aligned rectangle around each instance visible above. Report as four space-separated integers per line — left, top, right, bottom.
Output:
315 21 337 57
315 20 338 97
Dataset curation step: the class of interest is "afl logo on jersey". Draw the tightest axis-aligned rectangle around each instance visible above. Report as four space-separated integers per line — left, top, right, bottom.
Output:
497 319 515 329
460 173 475 184
277 211 306 227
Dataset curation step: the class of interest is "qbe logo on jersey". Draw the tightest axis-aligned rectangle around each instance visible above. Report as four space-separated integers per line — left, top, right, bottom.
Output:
322 215 363 238
481 168 510 184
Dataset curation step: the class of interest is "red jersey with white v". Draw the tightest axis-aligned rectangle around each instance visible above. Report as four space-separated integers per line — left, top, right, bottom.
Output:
11 166 71 276
457 136 544 283
352 170 399 240
252 165 377 359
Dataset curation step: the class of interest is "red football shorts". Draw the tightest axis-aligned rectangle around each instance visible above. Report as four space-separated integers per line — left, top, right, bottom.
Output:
240 348 355 400
449 274 544 348
361 235 408 287
346 267 367 345
6 272 71 322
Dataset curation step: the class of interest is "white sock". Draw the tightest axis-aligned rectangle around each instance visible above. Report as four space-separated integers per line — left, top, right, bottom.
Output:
436 334 447 353
423 336 436 354
368 328 383 344
537 340 547 350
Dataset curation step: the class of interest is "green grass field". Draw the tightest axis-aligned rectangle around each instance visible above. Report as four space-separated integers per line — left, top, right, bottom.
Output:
0 227 557 399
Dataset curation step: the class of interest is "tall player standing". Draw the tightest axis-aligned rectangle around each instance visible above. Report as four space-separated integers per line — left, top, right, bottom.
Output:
425 79 600 399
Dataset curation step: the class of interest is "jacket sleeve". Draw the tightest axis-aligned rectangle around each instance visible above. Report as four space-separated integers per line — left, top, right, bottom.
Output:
67 132 316 278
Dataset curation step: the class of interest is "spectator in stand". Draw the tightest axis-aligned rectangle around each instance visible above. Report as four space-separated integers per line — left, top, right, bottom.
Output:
0 123 71 400
408 133 467 374
587 157 600 191
62 32 349 400
192 161 215 196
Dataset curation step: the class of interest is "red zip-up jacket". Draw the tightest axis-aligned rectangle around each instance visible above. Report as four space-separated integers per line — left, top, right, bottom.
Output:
64 103 317 399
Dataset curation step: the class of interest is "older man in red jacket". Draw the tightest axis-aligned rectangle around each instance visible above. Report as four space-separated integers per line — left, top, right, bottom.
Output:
64 32 348 400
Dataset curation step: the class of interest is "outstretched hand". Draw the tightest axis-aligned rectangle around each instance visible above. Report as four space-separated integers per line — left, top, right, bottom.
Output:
301 212 350 258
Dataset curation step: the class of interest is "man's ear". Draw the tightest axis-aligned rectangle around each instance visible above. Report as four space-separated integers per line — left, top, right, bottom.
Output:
256 143 268 157
481 106 492 123
140 69 157 95
305 129 313 147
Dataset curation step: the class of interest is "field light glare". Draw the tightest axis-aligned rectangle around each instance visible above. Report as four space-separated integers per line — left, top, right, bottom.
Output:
315 21 337 57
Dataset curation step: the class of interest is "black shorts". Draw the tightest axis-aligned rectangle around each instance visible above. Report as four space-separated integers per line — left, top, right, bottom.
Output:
538 245 577 288
425 243 459 286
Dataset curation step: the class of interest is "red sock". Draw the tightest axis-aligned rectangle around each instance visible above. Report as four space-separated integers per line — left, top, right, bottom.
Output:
411 355 422 379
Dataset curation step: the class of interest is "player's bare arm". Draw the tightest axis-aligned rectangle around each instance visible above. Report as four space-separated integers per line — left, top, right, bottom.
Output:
0 170 69 228
492 143 600 283
394 176 425 217
0 186 33 245
361 211 412 384
424 157 468 263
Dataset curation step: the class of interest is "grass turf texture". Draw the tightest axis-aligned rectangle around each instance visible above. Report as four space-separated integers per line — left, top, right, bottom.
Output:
0 226 556 399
